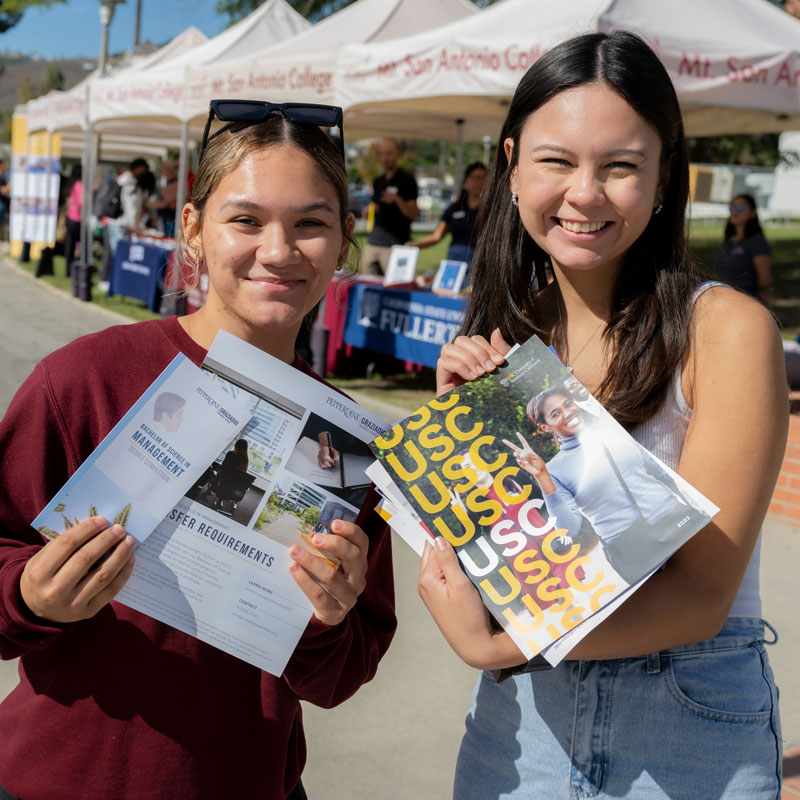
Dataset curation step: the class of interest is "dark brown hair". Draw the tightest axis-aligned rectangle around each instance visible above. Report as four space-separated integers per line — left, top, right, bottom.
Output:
724 193 764 241
462 31 704 428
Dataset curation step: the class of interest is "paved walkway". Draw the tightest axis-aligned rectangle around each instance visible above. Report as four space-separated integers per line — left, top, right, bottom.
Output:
0 256 797 798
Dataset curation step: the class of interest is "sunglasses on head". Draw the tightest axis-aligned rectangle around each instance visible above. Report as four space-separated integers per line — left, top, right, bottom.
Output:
729 202 749 213
199 99 345 164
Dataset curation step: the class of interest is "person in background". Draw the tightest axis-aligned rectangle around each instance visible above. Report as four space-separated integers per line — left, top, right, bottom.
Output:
0 159 10 239
714 193 772 303
363 138 419 275
147 158 180 236
420 31 786 799
100 157 149 290
62 163 82 276
406 162 487 266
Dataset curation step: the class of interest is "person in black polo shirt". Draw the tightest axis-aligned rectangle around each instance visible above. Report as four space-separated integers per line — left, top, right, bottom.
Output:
363 138 419 275
407 162 486 266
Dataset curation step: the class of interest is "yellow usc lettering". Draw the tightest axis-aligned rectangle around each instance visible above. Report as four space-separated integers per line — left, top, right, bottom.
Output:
535 577 574 614
541 529 580 563
445 406 483 441
385 440 428 482
492 467 531 505
468 435 507 473
465 486 503 526
432 503 476 546
417 424 455 462
479 566 521 605
513 549 550 584
406 405 431 431
409 472 451 514
430 393 460 411
373 423 404 450
441 453 478 493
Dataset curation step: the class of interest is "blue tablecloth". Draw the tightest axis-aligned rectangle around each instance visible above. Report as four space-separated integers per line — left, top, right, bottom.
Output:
109 239 169 311
342 284 467 368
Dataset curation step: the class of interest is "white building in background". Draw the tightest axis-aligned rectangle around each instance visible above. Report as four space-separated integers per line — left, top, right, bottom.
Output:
770 132 800 217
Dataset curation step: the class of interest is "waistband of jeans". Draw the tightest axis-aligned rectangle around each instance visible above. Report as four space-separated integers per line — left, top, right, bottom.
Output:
655 616 774 658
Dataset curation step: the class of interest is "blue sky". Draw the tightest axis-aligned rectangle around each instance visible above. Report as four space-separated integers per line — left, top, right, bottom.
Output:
5 0 230 59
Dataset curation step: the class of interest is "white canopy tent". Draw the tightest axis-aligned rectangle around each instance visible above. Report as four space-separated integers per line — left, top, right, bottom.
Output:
89 0 309 130
336 0 800 141
182 0 478 117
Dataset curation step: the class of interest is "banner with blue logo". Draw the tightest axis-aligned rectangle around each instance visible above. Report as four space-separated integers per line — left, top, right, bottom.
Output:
109 240 169 311
342 284 466 368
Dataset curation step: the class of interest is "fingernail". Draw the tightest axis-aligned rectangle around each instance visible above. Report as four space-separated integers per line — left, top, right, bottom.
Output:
435 537 448 551
111 524 125 538
331 520 343 533
492 352 505 363
289 561 300 573
484 359 496 371
312 534 325 546
124 534 136 548
95 516 108 528
289 546 302 559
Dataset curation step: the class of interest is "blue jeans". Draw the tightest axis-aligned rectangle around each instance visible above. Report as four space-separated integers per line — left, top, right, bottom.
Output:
454 617 781 799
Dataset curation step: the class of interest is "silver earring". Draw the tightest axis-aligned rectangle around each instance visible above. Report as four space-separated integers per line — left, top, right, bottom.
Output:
511 191 519 208
653 203 663 215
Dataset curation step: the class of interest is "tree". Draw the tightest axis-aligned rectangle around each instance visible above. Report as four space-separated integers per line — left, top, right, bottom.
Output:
18 63 64 102
687 135 785 168
0 0 65 33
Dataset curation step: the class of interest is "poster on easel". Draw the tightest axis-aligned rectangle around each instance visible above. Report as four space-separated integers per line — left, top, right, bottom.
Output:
9 112 61 257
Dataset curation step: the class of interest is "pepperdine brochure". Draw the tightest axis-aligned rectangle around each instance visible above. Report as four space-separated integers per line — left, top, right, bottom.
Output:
367 336 719 666
113 330 389 676
33 355 252 544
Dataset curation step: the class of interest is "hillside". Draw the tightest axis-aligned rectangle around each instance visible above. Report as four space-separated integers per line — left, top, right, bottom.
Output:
0 57 94 112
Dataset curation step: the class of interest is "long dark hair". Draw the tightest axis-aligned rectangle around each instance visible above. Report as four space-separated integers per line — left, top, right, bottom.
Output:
724 193 764 240
462 31 703 428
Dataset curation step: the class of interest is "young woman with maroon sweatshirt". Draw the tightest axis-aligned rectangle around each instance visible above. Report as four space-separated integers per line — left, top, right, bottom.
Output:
0 105 396 800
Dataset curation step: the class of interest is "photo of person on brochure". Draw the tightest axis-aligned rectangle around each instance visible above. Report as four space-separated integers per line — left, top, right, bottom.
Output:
505 386 691 585
450 449 590 610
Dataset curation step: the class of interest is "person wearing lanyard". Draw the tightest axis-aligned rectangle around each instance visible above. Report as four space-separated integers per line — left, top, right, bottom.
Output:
407 162 487 266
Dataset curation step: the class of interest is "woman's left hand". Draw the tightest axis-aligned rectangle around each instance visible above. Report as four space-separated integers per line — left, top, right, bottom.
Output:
418 537 526 671
289 520 368 626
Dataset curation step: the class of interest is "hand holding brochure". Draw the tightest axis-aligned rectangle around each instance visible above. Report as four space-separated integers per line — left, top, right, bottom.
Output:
33 355 252 543
32 332 388 677
113 331 388 677
368 336 718 666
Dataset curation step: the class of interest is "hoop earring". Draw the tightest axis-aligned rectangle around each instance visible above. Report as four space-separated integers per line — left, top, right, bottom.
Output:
511 191 519 208
653 203 663 216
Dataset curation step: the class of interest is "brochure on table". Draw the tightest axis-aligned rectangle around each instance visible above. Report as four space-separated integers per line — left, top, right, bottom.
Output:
33 355 251 544
432 259 468 294
367 335 718 667
115 331 389 677
383 245 419 286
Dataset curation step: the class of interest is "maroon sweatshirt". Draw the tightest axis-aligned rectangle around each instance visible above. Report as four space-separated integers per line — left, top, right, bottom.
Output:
0 316 396 800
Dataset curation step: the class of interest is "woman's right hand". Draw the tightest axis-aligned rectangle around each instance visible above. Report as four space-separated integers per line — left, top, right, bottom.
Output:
436 328 512 395
20 516 136 623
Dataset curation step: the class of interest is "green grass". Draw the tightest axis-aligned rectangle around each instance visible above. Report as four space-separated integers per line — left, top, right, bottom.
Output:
17 253 161 323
